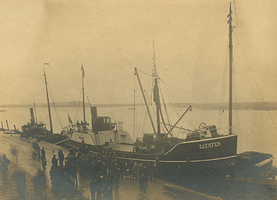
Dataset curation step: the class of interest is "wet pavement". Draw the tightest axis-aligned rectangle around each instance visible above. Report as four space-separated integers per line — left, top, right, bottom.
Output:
0 133 222 200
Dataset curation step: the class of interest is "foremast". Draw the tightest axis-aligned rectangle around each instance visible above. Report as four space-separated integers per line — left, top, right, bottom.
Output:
134 68 157 135
152 41 161 141
81 64 86 123
228 3 233 135
44 63 53 135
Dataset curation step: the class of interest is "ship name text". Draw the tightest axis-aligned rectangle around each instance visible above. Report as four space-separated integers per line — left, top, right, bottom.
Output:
199 142 221 149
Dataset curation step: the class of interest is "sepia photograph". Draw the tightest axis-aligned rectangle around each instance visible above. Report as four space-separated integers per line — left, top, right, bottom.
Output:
0 0 277 199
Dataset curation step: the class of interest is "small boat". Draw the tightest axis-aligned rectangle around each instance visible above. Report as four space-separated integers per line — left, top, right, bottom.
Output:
19 108 49 140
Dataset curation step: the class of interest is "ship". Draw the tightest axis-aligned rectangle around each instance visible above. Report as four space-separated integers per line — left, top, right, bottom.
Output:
19 108 49 140
56 6 240 167
28 4 275 186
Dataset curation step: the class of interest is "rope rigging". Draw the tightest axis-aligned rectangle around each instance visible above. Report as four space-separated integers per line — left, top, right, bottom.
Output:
74 92 82 124
48 85 63 130
234 32 277 132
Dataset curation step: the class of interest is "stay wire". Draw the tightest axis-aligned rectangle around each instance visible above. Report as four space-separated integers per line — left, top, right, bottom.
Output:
74 93 82 123
48 87 63 130
180 17 227 86
234 32 277 132
159 80 197 130
198 26 227 123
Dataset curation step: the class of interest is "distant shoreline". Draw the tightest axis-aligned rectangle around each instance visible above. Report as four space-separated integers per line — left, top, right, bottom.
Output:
1 102 277 110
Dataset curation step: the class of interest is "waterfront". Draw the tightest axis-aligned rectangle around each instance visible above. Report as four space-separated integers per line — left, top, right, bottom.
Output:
1 106 276 165
0 106 277 199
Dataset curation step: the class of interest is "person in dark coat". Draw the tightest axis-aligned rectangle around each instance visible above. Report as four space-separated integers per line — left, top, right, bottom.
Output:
133 161 139 180
36 143 41 158
129 160 134 179
41 147 46 160
95 172 103 200
114 167 120 189
52 155 58 167
42 158 47 170
118 159 124 179
90 177 96 200
104 174 113 200
139 174 147 196
145 162 151 185
58 149 65 166
69 162 78 187
152 162 158 181
50 166 59 193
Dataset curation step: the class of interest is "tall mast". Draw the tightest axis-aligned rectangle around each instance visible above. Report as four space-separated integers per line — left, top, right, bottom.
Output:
33 96 38 123
152 41 161 140
81 64 86 122
44 63 53 135
228 3 233 135
134 68 156 134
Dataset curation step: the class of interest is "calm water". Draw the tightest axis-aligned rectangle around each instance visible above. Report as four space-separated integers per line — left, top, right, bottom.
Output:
1 106 277 165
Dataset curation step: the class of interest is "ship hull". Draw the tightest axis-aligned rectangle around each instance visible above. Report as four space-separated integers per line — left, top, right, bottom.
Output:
58 134 237 164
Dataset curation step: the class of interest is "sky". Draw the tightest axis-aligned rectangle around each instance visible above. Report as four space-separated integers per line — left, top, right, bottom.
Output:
1 0 277 106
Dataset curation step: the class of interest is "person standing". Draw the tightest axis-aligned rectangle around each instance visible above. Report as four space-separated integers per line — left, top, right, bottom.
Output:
52 155 58 167
115 167 120 189
133 161 139 180
104 174 113 200
95 172 103 200
36 143 41 158
139 173 147 197
42 158 47 170
69 162 78 187
58 150 65 166
90 177 96 200
41 147 46 160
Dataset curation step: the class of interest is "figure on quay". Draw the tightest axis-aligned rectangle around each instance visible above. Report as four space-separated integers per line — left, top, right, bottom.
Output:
139 173 147 197
42 158 47 170
69 162 78 187
33 142 41 158
52 155 58 167
103 174 113 200
133 161 139 180
90 177 96 200
58 149 65 166
95 172 104 200
41 147 46 160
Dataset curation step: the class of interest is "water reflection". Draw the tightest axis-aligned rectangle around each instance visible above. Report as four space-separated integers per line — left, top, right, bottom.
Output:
34 168 46 199
12 171 26 200
0 154 10 183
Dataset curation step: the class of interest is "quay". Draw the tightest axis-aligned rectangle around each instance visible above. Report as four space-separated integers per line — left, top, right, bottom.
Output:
0 133 222 200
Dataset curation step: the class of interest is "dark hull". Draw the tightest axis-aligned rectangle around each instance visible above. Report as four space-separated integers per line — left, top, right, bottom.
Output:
54 135 237 164
117 135 237 163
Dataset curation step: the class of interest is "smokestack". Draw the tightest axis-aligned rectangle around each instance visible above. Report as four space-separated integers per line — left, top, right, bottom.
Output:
91 107 97 128
30 108 35 124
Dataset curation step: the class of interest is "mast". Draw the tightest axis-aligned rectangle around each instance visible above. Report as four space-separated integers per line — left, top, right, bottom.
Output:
81 64 86 122
33 96 38 123
152 41 161 140
134 68 156 134
44 63 53 135
228 3 233 135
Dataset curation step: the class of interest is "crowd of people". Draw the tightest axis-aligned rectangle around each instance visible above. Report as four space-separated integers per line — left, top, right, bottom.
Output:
34 143 159 200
